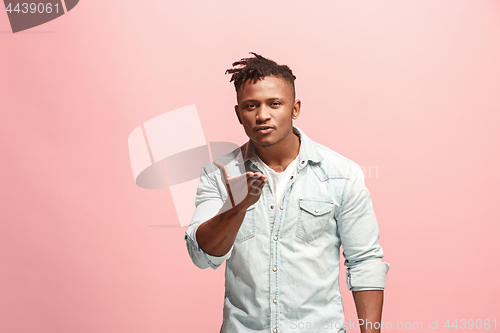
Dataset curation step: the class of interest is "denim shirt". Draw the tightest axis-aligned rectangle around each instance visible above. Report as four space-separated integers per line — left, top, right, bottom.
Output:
185 126 390 333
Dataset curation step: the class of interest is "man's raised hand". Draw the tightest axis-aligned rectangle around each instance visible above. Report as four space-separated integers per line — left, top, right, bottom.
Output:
214 160 267 210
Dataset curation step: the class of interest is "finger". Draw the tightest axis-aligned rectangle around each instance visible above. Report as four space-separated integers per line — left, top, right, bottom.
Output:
244 171 267 181
248 179 266 196
255 172 267 180
250 173 267 182
214 161 236 206
248 177 266 188
214 160 232 182
252 180 265 189
244 171 255 179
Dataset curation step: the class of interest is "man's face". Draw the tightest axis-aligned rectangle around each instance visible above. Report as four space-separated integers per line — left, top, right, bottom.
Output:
234 75 300 148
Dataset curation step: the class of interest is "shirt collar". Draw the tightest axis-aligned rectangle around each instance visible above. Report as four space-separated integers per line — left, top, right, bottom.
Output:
240 125 324 169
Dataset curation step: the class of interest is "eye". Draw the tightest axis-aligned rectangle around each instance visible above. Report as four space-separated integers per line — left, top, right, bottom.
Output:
271 101 281 107
247 103 257 109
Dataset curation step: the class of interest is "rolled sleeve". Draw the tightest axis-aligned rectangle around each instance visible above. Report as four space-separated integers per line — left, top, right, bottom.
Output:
185 164 233 270
185 222 233 269
335 162 390 291
346 261 390 291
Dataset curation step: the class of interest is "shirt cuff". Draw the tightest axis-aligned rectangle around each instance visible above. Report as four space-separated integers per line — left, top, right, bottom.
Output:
346 261 390 291
204 246 233 266
185 222 233 269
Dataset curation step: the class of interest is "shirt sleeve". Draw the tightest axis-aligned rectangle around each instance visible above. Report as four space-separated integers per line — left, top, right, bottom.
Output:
185 164 233 270
335 162 390 291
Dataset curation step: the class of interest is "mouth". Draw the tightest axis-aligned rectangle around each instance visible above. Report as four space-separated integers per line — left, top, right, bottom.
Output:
255 126 274 134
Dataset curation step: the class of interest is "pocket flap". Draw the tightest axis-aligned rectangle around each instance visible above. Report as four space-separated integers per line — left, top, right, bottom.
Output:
299 198 334 216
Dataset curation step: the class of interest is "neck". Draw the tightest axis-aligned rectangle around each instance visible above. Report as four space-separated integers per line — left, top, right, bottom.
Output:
253 128 300 172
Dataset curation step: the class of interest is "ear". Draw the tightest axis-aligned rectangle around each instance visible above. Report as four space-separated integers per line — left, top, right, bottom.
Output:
234 105 243 124
292 99 301 120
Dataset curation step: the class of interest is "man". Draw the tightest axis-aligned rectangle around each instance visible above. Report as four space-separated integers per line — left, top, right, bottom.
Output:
185 52 390 333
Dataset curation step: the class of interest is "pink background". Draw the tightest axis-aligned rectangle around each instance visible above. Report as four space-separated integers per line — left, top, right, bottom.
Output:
1 0 499 332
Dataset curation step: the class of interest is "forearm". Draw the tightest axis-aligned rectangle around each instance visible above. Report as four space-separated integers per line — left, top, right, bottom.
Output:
196 200 249 256
352 290 384 333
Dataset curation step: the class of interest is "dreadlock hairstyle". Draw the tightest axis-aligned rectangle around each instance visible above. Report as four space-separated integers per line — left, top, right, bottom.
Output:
225 52 297 97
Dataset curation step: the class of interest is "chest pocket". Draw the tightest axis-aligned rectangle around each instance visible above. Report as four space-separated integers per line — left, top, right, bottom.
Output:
296 198 335 243
235 205 256 243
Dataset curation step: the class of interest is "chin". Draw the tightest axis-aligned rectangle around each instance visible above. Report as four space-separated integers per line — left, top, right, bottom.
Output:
255 139 277 148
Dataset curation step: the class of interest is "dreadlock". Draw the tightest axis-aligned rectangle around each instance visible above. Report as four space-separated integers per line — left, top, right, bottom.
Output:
225 52 296 97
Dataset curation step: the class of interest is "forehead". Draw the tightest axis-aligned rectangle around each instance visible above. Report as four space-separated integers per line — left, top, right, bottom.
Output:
237 76 293 102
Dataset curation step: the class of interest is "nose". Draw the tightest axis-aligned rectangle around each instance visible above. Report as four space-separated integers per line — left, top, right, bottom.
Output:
256 105 271 123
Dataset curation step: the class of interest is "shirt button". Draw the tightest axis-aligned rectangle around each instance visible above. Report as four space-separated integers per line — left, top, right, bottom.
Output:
290 175 294 179
315 209 319 213
272 267 277 272
273 330 277 333
270 205 274 209
280 205 283 210
301 160 305 164
273 299 277 303
273 236 278 241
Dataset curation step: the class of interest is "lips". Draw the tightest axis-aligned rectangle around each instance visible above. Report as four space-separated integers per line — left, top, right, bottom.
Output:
255 126 274 134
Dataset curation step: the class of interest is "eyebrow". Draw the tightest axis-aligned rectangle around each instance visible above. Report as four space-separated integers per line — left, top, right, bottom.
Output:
241 97 281 104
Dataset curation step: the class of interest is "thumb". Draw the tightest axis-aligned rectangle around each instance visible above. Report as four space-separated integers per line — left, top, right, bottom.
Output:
214 160 231 183
214 160 236 207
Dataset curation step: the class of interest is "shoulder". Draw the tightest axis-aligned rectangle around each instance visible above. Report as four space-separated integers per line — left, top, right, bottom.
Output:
309 140 363 181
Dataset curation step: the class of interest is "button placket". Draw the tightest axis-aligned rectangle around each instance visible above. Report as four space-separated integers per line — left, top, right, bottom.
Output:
264 184 276 230
268 165 298 333
270 218 280 331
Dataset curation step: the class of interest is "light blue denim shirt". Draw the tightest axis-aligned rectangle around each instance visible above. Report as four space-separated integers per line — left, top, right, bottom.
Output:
185 126 390 333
